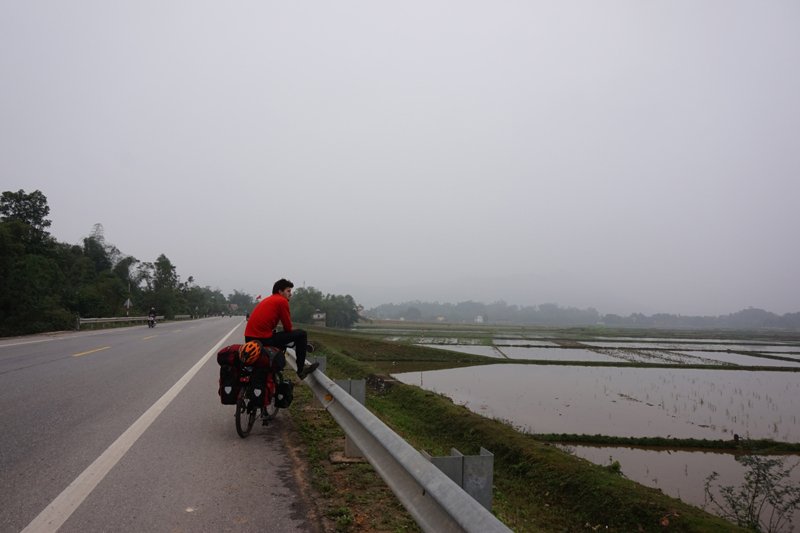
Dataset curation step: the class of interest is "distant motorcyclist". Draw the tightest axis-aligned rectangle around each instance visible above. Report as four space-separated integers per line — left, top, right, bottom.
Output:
147 307 157 328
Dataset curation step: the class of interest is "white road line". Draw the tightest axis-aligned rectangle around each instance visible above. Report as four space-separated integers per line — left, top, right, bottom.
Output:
21 323 241 533
0 338 57 348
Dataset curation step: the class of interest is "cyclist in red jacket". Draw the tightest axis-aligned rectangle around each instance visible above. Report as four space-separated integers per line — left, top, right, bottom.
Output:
244 278 319 379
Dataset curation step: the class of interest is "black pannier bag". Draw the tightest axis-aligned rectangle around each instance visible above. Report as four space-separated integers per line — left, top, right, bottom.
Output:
275 379 294 408
262 346 286 372
246 367 268 409
218 365 240 405
217 344 242 405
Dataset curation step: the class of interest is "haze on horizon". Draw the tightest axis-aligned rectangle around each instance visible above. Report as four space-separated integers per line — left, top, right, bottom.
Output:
2 2 798 318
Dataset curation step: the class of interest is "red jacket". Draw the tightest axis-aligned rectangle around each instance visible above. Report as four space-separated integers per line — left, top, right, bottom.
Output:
244 293 293 338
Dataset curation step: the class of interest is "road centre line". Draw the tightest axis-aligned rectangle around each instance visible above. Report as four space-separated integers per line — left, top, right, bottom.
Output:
143 335 157 340
22 322 242 533
72 346 111 357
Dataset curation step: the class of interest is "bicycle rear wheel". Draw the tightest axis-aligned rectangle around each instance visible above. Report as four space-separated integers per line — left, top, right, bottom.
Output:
235 388 257 438
262 396 278 420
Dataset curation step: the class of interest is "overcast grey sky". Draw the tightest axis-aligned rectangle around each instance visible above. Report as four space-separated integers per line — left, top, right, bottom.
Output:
2 1 798 316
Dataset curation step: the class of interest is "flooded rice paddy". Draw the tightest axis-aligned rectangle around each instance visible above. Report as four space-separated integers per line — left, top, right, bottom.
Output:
415 342 800 366
416 344 506 358
391 332 800 528
417 344 621 361
582 341 800 353
392 364 800 440
492 338 561 347
678 350 800 367
561 445 800 527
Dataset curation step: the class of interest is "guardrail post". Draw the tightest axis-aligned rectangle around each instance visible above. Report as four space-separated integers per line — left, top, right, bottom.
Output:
334 379 365 458
422 447 494 511
465 448 494 511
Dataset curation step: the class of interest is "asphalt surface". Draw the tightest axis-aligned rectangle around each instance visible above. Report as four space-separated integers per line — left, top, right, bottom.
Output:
0 318 320 533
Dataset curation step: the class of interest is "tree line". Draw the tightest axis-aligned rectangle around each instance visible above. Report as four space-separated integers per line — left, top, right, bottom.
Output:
366 300 800 330
0 189 361 337
367 300 601 326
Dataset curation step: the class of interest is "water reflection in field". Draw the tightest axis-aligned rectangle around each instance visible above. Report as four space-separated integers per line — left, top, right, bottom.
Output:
496 347 620 362
677 351 800 367
583 342 800 354
391 365 800 441
417 344 621 361
562 446 800 530
493 338 561 347
415 342 800 366
416 344 505 358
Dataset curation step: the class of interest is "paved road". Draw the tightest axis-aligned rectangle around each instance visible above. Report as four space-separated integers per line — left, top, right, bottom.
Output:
0 318 320 533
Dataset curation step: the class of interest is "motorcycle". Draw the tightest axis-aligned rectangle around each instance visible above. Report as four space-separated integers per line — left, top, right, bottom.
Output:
147 315 156 328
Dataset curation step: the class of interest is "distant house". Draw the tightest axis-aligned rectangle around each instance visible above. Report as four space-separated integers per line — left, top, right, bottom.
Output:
474 315 484 324
312 309 326 327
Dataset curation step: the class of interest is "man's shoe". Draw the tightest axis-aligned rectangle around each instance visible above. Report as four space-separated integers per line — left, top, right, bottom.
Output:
297 362 320 379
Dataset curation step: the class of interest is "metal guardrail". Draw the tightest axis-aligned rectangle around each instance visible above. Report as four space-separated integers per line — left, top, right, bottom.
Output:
76 315 205 329
77 316 165 330
79 316 165 324
286 350 512 533
78 315 164 325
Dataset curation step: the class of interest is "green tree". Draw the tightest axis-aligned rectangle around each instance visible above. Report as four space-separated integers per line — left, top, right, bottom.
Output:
135 261 155 293
228 289 255 315
82 236 112 277
323 294 359 328
0 222 26 331
0 191 70 334
404 307 422 320
0 189 52 243
705 454 800 532
291 287 324 324
205 287 227 315
113 255 139 297
183 284 208 317
153 254 178 292
152 254 179 318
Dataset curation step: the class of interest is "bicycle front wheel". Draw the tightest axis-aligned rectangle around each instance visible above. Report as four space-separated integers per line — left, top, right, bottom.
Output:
235 389 256 438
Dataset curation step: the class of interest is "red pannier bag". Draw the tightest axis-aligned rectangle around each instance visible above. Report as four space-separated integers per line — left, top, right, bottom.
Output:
217 344 241 366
